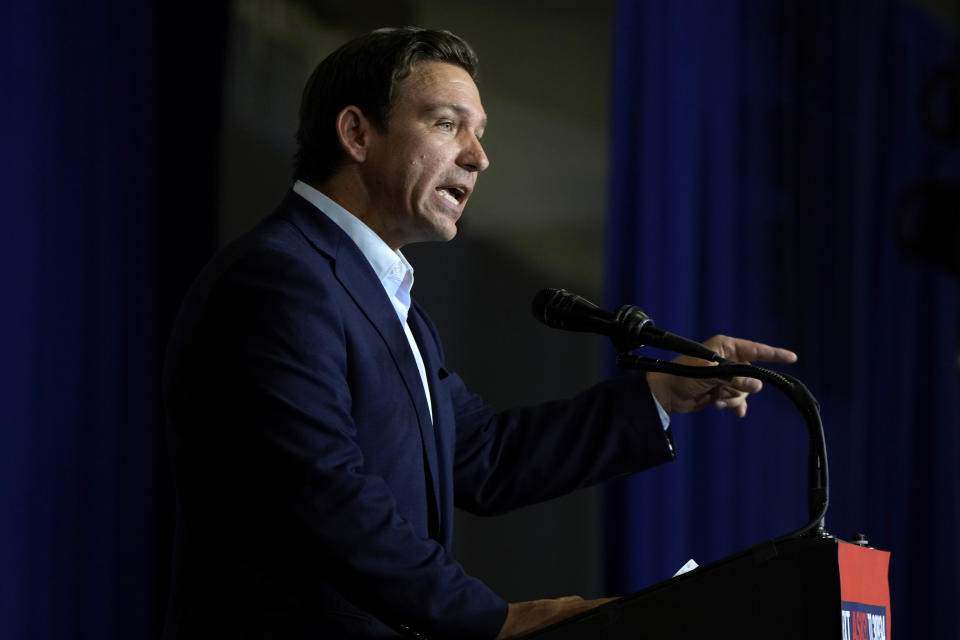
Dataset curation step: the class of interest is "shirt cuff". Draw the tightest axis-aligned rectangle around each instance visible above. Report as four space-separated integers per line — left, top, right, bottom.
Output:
651 388 670 430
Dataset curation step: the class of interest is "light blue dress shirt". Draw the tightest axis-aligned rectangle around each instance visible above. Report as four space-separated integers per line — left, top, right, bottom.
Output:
293 180 433 421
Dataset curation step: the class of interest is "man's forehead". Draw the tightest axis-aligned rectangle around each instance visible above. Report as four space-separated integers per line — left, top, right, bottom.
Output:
399 62 481 101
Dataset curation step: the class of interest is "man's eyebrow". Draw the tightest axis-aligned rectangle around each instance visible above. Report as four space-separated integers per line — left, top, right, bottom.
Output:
423 103 488 129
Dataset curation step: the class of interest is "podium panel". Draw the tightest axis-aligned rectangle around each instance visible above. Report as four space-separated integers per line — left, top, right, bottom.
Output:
839 542 891 640
523 537 890 639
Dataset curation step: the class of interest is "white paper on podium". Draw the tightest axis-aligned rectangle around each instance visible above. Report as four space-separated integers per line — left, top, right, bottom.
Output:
673 558 699 577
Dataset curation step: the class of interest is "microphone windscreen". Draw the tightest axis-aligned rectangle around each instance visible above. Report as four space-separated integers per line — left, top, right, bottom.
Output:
531 289 614 334
531 288 565 326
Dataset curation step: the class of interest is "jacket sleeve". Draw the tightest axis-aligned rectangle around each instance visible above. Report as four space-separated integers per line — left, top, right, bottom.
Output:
448 360 676 516
165 246 507 640
408 300 676 517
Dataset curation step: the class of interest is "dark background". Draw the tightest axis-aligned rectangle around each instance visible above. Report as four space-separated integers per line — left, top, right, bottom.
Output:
2 0 957 637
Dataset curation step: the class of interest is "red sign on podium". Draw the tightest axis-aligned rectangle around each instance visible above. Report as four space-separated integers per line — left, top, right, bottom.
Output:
839 541 891 640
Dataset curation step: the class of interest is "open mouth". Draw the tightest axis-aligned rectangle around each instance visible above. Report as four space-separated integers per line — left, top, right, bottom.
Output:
436 186 466 206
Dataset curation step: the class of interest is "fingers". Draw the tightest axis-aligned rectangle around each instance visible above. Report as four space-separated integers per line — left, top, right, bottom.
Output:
715 395 748 417
711 386 747 415
735 399 748 418
499 596 617 639
704 335 797 364
717 375 762 394
651 335 795 418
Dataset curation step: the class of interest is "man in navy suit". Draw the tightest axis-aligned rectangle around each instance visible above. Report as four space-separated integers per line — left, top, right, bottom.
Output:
162 27 796 639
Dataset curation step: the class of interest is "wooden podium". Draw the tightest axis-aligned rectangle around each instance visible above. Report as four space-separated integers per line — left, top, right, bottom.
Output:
522 535 891 639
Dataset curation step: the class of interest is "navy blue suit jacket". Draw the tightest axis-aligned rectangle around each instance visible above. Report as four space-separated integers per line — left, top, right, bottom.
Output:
162 191 675 639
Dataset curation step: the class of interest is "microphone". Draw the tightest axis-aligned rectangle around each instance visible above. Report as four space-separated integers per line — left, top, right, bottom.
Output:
531 288 726 362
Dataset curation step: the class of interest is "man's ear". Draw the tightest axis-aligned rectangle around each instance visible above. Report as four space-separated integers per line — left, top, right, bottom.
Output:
335 105 374 163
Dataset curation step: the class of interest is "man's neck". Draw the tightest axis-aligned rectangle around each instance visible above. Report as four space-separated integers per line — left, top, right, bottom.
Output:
307 172 399 250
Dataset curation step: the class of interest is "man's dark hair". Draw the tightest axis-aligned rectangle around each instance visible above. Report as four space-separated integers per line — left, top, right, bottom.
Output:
293 27 478 186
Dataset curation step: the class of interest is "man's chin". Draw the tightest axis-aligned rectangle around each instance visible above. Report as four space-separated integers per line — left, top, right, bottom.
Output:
399 225 458 248
423 218 460 244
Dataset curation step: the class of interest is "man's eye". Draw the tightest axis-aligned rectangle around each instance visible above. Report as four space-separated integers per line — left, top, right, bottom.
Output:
437 121 454 131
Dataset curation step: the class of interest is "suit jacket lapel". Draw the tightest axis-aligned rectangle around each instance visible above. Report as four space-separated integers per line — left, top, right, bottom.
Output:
275 191 442 528
407 310 453 543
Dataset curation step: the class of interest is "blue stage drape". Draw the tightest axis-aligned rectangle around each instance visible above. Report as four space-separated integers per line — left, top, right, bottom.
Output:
1 3 160 638
605 1 959 636
1 2 224 637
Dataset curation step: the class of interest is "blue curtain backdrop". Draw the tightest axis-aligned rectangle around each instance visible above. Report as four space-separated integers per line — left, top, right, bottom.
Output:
605 0 959 636
0 2 224 638
1 3 160 638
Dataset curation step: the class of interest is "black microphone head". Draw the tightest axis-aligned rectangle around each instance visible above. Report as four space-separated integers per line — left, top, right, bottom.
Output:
531 288 567 326
532 289 719 360
531 288 615 335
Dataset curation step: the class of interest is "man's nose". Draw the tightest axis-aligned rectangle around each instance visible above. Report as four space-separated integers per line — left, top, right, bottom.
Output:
458 136 490 173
